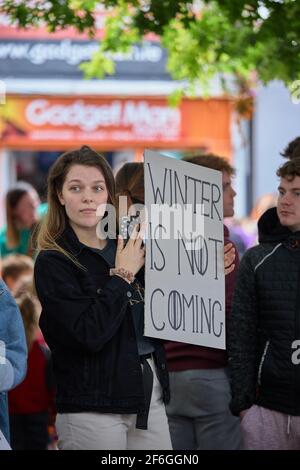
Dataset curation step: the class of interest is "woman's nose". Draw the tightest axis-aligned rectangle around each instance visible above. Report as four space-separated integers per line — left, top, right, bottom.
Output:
82 191 93 202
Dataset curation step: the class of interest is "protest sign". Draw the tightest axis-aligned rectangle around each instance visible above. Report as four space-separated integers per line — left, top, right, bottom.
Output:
144 150 225 349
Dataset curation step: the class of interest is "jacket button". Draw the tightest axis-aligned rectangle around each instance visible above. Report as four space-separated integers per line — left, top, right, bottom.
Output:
161 363 166 370
126 291 132 298
96 288 102 294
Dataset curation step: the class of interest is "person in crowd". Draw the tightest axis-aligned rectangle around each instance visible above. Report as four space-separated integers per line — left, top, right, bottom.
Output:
164 154 242 450
1 254 34 294
0 182 47 259
115 163 145 229
228 193 278 257
8 279 56 450
229 157 300 449
0 280 27 443
34 145 172 450
115 158 240 451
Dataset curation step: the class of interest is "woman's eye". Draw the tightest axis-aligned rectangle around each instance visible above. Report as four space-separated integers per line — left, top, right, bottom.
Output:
70 186 80 192
95 186 104 192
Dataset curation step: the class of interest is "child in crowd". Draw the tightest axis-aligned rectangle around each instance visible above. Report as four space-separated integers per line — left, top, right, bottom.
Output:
8 279 56 450
1 254 34 294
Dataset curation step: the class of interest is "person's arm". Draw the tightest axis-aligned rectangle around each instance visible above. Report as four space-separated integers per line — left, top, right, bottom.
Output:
0 281 27 391
228 249 258 416
34 250 136 354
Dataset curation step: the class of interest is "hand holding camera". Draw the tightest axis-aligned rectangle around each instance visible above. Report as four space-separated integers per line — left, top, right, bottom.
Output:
115 211 145 278
119 212 141 244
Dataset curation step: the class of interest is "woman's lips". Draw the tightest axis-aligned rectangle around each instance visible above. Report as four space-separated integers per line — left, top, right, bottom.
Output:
80 209 96 214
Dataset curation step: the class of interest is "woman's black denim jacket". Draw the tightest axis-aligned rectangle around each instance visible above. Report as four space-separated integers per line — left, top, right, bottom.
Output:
34 224 169 414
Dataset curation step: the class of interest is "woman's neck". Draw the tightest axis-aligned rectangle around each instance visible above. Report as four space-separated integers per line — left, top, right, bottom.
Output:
70 223 107 249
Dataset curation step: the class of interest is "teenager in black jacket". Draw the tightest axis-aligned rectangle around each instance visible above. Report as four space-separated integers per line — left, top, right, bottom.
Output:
34 146 172 450
229 158 300 449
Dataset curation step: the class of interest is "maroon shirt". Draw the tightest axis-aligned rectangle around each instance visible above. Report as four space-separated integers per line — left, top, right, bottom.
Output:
165 226 239 371
8 336 55 414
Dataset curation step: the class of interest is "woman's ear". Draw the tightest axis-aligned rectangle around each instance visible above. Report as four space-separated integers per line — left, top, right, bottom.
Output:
57 191 65 206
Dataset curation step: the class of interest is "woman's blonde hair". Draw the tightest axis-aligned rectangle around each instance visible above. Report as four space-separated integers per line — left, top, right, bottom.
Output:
36 146 115 263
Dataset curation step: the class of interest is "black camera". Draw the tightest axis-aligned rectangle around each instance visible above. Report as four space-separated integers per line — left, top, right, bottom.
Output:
119 212 140 243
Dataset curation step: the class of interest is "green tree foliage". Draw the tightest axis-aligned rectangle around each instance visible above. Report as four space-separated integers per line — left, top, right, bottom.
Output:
2 0 300 91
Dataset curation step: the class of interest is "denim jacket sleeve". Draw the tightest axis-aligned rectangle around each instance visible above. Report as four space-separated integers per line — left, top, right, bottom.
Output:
0 280 27 392
34 250 135 353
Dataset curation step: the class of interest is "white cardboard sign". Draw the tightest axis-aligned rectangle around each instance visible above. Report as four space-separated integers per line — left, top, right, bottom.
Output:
144 150 225 349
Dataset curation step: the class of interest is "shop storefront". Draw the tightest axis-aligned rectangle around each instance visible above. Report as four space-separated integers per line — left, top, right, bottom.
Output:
0 12 233 225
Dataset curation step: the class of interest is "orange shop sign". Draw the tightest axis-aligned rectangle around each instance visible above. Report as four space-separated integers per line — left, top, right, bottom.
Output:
0 96 232 153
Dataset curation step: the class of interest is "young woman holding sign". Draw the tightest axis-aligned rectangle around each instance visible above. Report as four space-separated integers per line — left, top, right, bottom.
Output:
34 146 172 450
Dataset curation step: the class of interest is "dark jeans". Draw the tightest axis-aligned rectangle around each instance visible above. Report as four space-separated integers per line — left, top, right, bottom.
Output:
9 412 49 450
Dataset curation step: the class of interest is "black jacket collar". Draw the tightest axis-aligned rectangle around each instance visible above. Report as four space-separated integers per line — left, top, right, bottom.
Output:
58 223 91 257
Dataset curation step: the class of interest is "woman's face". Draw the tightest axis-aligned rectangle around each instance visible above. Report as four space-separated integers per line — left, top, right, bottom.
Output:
58 164 109 232
14 190 40 229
